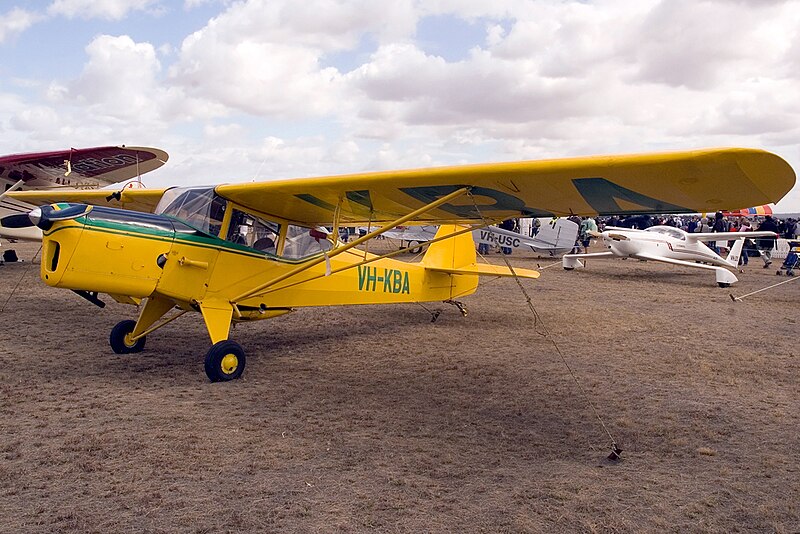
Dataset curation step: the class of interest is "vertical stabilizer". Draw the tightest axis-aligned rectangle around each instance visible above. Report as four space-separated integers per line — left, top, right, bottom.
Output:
725 238 746 267
421 225 476 270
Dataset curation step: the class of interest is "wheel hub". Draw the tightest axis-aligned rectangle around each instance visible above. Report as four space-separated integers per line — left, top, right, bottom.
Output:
221 354 238 374
124 333 137 347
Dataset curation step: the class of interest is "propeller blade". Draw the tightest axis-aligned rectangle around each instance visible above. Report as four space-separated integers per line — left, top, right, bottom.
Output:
29 204 93 230
0 213 35 228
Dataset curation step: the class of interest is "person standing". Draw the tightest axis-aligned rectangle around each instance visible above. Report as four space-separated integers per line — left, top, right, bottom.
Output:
756 215 779 268
738 219 753 266
579 216 598 253
712 211 729 254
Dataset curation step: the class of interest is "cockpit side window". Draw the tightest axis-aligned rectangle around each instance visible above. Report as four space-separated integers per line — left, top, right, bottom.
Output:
226 209 280 255
282 224 333 259
155 187 227 236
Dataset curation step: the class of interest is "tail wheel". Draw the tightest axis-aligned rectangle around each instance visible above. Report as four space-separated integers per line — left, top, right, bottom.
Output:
718 282 731 288
204 340 246 382
110 320 146 354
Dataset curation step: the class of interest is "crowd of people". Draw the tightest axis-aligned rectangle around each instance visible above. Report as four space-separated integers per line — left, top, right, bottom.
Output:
599 213 799 239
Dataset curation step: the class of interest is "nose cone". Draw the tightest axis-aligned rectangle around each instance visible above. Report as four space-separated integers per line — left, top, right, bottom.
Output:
28 207 43 227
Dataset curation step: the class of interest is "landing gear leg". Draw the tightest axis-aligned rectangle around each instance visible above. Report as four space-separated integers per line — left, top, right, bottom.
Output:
444 299 468 317
109 297 175 354
199 300 246 382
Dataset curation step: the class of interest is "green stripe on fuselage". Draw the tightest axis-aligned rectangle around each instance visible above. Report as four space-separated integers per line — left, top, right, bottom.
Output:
45 217 326 265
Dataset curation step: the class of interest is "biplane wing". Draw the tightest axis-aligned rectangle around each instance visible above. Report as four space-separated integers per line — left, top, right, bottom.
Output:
8 147 795 227
1 146 169 239
0 146 168 188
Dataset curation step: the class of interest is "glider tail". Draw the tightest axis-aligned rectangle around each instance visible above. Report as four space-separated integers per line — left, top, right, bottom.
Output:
724 237 746 267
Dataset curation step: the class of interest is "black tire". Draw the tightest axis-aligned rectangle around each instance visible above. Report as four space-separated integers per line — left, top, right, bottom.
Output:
110 320 146 354
718 282 731 288
204 340 246 382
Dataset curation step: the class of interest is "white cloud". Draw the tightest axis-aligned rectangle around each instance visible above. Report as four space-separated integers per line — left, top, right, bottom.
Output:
47 0 164 20
0 8 42 43
62 35 163 117
2 0 799 209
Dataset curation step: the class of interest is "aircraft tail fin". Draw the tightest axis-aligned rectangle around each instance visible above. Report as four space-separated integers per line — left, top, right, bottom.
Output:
422 225 539 279
724 237 746 267
531 218 580 255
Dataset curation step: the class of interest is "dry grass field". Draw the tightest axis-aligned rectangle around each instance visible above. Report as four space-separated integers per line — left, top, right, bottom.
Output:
1 239 798 533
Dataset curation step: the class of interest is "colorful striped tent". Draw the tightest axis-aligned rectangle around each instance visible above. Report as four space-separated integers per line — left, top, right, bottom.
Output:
722 205 773 217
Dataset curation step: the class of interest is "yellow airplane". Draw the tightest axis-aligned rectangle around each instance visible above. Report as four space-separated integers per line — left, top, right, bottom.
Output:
8 147 795 382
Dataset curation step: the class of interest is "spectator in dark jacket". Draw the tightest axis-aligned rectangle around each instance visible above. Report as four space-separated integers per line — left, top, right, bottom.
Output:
756 215 779 268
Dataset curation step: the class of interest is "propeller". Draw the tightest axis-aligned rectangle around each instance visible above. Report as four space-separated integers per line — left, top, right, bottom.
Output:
0 213 35 228
27 204 93 230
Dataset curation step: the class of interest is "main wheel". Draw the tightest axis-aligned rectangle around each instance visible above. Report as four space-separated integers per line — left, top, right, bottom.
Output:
718 282 731 288
204 340 246 382
110 320 146 354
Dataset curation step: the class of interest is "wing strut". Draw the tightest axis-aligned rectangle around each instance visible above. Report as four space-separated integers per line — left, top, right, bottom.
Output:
230 186 471 304
467 191 623 461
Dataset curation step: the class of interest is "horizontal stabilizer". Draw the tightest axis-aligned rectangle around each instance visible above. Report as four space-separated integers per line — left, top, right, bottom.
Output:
426 263 540 279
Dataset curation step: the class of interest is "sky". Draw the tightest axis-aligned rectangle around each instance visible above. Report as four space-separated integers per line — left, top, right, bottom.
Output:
1 0 799 212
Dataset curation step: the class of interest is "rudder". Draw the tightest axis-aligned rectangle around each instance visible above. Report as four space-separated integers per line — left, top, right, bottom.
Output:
421 225 476 270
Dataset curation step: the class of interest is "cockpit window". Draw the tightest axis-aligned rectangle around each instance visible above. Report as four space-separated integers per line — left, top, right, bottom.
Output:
226 209 280 254
646 226 685 240
155 187 227 236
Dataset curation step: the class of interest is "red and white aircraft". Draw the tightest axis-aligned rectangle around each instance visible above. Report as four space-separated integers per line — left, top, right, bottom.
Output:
562 225 777 287
0 146 167 241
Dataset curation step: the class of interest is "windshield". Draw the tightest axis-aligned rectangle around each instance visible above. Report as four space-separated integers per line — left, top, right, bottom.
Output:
155 187 227 236
645 226 685 240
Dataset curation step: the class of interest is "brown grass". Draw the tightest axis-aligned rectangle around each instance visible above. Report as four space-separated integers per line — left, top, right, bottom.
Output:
0 239 798 533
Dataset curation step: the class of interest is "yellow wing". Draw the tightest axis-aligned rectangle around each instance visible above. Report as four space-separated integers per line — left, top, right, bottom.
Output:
7 188 170 214
216 147 795 225
8 148 794 226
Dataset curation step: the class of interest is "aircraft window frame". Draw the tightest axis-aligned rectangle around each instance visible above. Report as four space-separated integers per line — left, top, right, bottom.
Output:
281 224 333 260
154 186 227 236
225 208 281 255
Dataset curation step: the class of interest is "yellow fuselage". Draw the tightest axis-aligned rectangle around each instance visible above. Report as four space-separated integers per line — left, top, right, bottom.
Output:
40 210 479 321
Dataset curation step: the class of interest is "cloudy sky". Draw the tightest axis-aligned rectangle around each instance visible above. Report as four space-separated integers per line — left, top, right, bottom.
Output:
1 0 799 211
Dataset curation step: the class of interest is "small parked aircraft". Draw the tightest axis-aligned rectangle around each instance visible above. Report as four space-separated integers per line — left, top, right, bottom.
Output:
380 218 579 256
7 147 795 381
0 146 167 241
562 225 778 286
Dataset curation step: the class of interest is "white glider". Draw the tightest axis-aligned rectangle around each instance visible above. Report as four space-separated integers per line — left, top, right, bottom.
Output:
562 225 777 287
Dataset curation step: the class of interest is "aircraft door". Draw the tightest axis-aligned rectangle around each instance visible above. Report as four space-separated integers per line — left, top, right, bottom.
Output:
155 230 221 302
